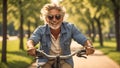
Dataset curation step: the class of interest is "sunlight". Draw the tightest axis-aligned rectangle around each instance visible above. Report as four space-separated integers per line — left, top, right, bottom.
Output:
51 0 63 4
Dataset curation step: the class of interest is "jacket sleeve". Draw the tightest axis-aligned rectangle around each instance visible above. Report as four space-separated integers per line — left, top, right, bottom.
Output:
28 26 41 45
71 24 87 46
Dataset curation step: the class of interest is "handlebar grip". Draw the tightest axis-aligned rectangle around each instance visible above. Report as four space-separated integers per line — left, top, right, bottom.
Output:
76 49 86 58
80 50 86 54
81 49 86 52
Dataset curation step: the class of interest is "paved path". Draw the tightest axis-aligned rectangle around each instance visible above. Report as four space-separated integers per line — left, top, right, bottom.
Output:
0 36 18 41
73 50 120 68
28 41 120 68
72 41 120 68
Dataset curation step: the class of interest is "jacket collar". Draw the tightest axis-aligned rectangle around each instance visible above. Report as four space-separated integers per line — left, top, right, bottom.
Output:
45 24 51 35
61 22 67 34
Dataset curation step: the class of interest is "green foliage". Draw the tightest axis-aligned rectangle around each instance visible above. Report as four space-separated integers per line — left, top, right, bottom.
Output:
0 0 2 22
0 0 116 34
60 0 115 34
0 38 33 68
0 0 50 30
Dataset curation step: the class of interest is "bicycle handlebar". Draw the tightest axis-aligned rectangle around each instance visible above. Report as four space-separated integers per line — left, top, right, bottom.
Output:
36 49 87 60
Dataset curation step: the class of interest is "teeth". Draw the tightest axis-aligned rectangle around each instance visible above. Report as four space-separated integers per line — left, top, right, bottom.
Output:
51 22 57 25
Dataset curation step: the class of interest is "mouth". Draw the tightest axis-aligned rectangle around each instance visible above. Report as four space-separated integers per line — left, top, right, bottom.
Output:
50 21 58 26
48 21 61 29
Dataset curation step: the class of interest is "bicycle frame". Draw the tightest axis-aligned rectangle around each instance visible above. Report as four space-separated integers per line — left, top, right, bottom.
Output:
36 49 87 68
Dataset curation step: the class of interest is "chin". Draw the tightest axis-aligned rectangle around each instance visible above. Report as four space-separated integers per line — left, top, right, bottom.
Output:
50 26 60 30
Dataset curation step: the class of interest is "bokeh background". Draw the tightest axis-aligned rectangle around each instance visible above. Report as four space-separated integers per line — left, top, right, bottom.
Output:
0 0 120 68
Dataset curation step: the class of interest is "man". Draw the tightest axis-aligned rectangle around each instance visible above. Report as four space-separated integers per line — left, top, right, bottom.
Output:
27 3 94 68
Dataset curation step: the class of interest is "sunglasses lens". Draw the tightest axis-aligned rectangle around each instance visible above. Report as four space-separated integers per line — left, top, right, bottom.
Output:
47 14 62 20
48 15 54 20
55 15 61 20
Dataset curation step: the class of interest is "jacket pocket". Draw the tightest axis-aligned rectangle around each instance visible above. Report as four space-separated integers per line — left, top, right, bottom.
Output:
63 42 71 54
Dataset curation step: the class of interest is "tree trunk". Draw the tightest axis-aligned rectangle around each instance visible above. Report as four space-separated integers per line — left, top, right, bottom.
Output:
27 21 31 39
114 6 120 51
87 24 91 38
111 0 120 51
91 21 96 42
19 0 24 50
95 18 103 47
1 0 7 63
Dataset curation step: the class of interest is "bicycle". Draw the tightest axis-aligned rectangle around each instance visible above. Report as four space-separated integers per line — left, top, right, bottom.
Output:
35 49 87 68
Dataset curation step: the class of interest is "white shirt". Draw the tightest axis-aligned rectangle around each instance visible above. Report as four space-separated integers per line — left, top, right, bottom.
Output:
50 34 62 55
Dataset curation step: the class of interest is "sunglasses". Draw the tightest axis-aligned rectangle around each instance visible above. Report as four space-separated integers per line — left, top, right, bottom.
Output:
47 14 62 20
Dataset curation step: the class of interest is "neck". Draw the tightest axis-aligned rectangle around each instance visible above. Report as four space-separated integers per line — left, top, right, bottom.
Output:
50 27 61 39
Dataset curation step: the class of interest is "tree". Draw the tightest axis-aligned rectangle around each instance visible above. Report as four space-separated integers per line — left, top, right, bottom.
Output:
61 0 115 47
111 0 120 51
1 0 7 63
7 0 50 50
94 16 103 47
61 0 119 50
19 0 24 50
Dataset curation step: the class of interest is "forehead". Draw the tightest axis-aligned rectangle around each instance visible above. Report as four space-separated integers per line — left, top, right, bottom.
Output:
48 9 61 15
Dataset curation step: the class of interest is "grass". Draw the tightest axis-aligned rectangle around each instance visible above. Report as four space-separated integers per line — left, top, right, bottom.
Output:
93 38 120 65
0 38 33 68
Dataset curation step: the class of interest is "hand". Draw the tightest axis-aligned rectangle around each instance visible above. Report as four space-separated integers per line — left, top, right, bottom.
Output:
27 47 36 57
84 40 95 55
85 46 95 55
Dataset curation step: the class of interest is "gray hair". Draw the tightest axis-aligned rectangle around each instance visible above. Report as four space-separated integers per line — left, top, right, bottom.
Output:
40 3 66 20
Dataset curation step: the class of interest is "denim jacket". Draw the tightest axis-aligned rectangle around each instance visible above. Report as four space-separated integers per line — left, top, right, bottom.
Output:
29 22 87 67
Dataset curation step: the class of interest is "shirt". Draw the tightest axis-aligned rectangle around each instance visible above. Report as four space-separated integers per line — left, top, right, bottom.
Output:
50 34 62 55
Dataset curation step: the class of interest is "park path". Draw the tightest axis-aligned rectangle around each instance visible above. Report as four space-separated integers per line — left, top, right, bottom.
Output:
0 36 18 41
28 41 120 68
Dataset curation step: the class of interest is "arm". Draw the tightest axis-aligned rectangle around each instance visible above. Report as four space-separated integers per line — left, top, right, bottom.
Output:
71 24 94 55
26 26 42 56
27 40 36 56
27 40 35 49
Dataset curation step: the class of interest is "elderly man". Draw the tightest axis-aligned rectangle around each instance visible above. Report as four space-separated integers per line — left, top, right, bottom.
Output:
27 3 94 68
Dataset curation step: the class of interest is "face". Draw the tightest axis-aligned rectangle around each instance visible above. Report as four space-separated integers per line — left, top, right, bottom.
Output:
45 9 64 30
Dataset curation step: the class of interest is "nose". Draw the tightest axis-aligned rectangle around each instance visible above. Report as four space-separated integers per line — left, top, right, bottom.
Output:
52 17 57 21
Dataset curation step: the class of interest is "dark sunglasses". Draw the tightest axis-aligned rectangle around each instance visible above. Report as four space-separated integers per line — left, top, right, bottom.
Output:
47 14 62 20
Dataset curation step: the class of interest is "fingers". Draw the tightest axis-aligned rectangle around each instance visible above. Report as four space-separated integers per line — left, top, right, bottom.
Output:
86 47 95 55
27 48 36 57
